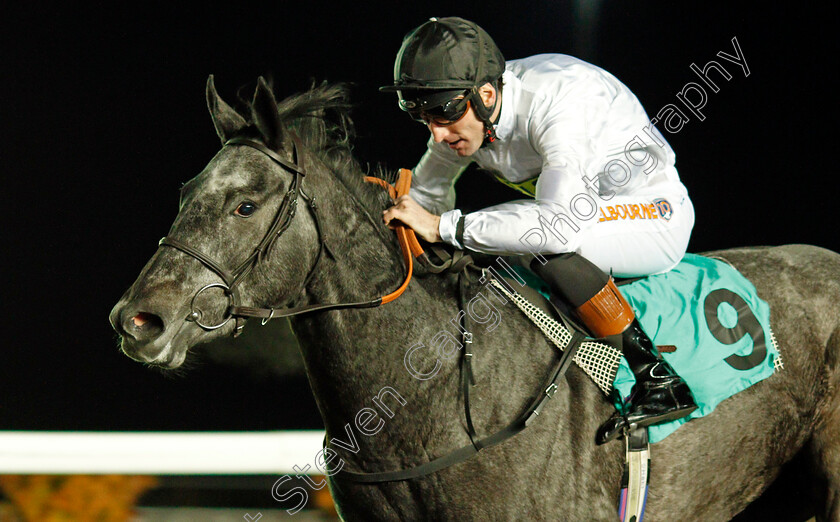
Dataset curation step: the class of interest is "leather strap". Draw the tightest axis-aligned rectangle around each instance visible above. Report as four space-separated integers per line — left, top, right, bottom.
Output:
574 278 636 337
163 147 424 332
424 245 475 274
330 269 586 483
159 236 236 287
458 272 479 449
333 331 585 482
230 298 382 319
225 136 306 176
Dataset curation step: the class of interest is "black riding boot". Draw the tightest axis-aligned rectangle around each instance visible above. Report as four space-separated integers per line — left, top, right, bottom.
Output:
531 254 697 445
595 318 697 444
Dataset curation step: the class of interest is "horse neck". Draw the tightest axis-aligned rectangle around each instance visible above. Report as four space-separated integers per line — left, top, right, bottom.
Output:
287 196 585 472
288 191 461 438
284 164 577 462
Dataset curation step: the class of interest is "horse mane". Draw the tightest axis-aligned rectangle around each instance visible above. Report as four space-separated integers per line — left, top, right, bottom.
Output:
239 78 395 216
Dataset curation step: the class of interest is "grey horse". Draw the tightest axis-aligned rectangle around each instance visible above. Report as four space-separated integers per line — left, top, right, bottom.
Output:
109 77 840 521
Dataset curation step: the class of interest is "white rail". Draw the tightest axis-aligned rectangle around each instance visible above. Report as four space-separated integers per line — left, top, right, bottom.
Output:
0 431 326 474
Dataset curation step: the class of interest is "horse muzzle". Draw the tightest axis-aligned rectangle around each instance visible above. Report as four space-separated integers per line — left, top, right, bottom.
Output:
109 299 185 366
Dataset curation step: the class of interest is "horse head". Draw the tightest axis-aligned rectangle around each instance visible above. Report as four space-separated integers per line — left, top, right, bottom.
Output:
109 76 395 368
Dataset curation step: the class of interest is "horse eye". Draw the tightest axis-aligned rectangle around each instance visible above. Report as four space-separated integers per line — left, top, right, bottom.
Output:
234 201 258 217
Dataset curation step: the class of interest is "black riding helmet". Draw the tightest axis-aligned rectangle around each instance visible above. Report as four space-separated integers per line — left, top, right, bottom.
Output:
380 17 505 144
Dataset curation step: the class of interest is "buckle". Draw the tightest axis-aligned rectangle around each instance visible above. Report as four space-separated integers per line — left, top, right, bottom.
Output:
545 383 558 398
261 308 276 326
232 322 246 338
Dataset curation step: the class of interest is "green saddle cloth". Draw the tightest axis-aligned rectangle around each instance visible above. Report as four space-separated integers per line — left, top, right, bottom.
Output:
520 253 780 443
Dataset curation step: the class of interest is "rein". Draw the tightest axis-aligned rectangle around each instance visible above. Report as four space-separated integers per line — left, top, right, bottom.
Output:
158 136 419 336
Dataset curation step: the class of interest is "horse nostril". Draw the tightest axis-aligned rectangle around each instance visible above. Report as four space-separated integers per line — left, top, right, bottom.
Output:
132 313 153 327
122 311 165 341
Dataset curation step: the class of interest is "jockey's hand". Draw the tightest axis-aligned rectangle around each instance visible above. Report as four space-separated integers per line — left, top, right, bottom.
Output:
382 195 442 243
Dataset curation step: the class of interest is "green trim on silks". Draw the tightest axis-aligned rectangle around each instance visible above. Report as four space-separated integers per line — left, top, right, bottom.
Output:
489 172 539 197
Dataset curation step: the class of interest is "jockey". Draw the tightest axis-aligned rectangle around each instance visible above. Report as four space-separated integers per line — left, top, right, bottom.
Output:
380 16 697 444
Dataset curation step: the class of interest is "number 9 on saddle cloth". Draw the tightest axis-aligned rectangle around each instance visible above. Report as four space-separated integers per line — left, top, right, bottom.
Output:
498 252 781 444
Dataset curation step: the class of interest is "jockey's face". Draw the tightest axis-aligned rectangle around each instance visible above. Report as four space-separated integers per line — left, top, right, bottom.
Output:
426 84 499 157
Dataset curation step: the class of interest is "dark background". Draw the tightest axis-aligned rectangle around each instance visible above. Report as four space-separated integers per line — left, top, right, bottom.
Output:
2 2 835 432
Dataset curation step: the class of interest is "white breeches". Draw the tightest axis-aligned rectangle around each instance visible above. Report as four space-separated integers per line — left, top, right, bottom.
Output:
511 193 694 278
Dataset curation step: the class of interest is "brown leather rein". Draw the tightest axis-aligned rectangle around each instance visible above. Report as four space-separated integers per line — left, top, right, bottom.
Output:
158 135 421 337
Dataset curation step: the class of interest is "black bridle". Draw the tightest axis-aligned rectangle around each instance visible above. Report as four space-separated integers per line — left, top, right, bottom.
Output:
159 135 383 336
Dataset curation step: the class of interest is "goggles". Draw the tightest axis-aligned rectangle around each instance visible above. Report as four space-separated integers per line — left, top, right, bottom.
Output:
398 89 472 126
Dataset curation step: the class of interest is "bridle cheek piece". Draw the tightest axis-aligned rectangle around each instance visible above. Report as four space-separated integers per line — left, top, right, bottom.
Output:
158 134 323 337
157 134 414 338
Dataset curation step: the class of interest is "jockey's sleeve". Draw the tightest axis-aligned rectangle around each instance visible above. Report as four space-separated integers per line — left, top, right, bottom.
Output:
410 137 471 215
438 165 593 255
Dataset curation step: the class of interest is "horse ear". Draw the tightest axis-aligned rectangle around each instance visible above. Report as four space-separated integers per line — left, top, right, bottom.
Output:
251 76 286 151
206 75 247 143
